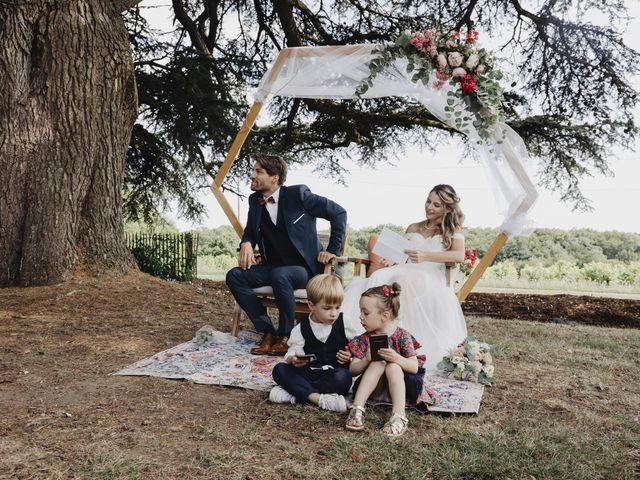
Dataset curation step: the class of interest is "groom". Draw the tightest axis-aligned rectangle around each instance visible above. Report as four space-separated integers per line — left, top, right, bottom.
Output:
226 153 347 355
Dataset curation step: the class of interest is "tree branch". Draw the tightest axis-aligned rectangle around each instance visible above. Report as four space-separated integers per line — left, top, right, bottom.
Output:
289 0 337 44
204 0 220 52
114 0 142 13
285 99 301 147
272 0 303 46
171 0 213 57
305 99 459 134
253 0 282 50
453 0 478 32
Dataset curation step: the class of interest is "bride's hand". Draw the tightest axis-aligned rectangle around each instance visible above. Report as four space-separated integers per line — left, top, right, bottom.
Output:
381 258 396 267
404 249 429 263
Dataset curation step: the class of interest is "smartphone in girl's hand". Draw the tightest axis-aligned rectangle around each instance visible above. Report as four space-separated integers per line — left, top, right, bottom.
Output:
369 334 389 361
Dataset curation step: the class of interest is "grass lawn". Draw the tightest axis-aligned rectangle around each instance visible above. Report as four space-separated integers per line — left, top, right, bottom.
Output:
1 277 638 479
184 316 639 480
197 269 640 297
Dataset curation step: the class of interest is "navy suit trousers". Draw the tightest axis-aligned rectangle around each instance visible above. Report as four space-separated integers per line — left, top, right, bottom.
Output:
272 362 352 403
226 264 310 337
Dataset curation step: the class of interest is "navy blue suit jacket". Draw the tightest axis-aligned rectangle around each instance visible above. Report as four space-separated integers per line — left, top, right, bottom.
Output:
240 185 347 275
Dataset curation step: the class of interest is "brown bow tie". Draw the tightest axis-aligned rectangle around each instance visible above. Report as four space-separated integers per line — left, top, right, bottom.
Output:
257 195 275 206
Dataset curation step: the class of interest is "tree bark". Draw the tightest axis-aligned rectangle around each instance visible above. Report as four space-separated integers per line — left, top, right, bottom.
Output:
0 0 138 286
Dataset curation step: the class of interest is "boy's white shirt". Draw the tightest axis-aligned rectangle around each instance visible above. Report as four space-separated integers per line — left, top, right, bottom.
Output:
285 315 359 360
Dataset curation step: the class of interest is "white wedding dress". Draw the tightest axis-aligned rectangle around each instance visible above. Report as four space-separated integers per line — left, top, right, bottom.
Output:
342 232 467 369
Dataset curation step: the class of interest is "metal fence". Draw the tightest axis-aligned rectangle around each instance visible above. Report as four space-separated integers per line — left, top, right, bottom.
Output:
125 232 198 281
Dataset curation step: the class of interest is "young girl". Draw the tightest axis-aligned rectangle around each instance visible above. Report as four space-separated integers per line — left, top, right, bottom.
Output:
345 282 426 437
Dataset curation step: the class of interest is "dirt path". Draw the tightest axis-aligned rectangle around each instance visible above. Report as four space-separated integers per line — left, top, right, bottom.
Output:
462 291 640 328
474 286 640 301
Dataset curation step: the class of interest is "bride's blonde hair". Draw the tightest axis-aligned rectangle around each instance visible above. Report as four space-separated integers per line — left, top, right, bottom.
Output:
430 184 465 249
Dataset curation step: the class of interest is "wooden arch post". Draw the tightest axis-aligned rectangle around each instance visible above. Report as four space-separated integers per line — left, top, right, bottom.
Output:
457 232 508 302
457 133 538 302
211 46 534 303
209 48 294 237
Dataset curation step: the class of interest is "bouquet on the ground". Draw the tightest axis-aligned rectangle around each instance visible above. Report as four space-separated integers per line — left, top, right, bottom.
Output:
195 327 215 350
355 27 505 142
460 249 479 277
437 337 495 385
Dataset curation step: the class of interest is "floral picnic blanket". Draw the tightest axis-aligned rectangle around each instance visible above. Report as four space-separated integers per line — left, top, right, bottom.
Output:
113 326 484 414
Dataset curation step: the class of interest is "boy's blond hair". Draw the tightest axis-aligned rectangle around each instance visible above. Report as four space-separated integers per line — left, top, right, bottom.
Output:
306 274 344 305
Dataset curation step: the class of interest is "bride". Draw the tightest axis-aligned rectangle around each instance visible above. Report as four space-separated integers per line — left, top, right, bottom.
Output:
342 184 468 369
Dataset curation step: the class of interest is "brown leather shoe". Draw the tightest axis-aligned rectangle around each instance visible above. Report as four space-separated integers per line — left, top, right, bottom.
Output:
268 336 289 356
250 332 275 355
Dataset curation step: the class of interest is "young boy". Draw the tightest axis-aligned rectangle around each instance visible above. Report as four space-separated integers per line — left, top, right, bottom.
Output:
269 274 357 412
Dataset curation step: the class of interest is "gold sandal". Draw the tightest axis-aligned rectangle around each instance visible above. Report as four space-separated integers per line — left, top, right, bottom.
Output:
345 405 366 431
383 413 408 437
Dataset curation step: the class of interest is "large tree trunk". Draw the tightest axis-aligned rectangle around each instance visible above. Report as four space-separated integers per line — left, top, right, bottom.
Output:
0 0 139 287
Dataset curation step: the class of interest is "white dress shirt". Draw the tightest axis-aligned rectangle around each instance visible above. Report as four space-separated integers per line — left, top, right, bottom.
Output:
263 187 280 224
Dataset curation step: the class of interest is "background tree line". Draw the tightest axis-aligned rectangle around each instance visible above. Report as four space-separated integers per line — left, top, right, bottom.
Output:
197 224 640 263
183 224 640 286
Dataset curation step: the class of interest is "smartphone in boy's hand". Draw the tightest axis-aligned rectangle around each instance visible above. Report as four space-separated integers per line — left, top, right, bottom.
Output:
336 348 351 364
369 334 389 361
296 353 317 362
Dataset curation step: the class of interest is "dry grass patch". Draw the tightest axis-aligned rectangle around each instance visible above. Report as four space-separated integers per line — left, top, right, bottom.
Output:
0 275 638 479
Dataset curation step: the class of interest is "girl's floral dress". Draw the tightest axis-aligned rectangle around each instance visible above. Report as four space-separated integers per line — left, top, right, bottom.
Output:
348 327 437 410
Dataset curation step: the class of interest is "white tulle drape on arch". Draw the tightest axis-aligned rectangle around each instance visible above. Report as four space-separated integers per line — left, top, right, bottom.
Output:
253 45 538 236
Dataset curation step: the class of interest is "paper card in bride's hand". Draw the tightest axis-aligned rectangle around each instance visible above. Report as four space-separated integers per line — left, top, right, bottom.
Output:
372 227 411 265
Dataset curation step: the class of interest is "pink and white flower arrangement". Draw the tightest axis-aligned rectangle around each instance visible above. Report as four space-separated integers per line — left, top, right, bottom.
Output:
355 26 505 141
437 336 495 385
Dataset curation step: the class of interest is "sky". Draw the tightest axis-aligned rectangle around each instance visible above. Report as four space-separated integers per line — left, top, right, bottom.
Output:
140 1 640 234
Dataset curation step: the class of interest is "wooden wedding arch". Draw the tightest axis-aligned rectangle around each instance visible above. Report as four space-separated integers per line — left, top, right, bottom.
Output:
210 46 537 302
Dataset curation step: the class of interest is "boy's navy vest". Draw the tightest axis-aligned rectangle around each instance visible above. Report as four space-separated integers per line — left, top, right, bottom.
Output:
260 207 306 267
300 313 348 369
